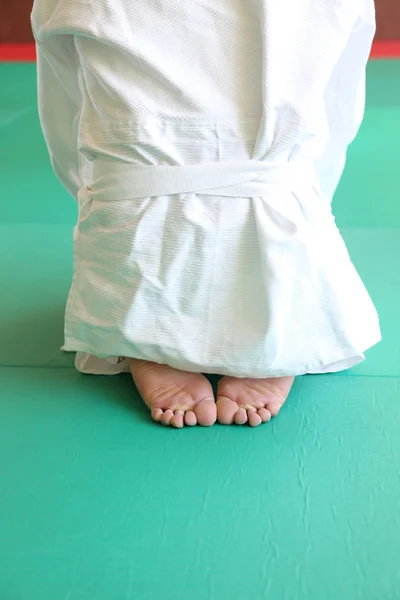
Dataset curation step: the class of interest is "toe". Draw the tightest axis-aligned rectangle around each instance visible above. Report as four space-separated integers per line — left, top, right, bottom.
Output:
184 411 197 427
266 403 281 417
248 410 262 427
216 396 239 425
194 398 217 427
170 411 184 429
151 408 163 422
234 407 248 425
258 408 271 423
160 409 174 426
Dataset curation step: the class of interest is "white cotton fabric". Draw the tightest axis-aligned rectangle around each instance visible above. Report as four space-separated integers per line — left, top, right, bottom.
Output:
32 0 381 378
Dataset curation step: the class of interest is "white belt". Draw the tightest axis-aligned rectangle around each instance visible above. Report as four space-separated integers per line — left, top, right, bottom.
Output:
88 159 310 200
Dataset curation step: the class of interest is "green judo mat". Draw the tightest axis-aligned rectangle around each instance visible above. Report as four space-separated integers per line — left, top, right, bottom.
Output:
0 61 399 600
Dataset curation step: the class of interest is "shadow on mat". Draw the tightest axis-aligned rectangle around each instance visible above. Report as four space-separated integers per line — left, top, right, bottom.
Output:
0 305 72 367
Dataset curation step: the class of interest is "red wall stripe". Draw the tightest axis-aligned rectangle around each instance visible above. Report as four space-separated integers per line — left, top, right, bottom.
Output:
0 44 36 61
0 41 400 63
370 40 400 58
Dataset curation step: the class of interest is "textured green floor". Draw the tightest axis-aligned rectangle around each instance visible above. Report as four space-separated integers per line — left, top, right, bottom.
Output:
0 61 399 600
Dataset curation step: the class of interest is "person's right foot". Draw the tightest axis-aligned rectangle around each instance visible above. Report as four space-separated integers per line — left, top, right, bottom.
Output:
130 359 217 428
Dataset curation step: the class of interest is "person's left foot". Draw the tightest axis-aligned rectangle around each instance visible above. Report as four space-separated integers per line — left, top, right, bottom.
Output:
216 376 294 426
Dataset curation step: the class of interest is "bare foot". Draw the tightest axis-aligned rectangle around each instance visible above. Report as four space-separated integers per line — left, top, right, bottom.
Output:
216 376 294 427
130 359 217 428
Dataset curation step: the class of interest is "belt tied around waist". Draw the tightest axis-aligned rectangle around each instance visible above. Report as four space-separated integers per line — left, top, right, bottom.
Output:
87 159 312 200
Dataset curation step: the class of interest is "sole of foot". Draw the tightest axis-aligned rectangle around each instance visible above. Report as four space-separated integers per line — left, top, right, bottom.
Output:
130 359 217 428
216 376 295 427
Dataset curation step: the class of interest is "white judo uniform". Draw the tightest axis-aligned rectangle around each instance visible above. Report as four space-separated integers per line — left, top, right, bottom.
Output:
32 0 381 378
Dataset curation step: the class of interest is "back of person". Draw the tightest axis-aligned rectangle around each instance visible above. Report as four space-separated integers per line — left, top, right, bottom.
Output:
31 0 380 427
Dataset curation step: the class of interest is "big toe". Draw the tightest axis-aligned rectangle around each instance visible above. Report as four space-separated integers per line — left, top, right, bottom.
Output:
216 396 240 425
194 398 217 427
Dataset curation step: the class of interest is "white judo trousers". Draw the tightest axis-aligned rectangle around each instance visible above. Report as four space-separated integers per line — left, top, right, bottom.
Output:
32 0 381 378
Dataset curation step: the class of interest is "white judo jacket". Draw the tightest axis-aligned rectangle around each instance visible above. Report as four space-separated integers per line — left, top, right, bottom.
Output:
31 0 381 377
